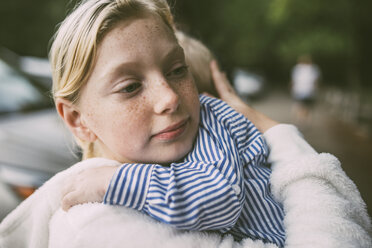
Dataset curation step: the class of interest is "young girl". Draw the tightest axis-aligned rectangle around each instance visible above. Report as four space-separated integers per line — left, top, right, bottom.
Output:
51 0 285 246
1 1 371 247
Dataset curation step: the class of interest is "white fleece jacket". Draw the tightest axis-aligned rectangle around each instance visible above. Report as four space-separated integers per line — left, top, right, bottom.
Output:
0 124 371 248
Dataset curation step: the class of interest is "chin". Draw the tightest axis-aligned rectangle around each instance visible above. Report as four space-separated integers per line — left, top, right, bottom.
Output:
159 150 190 166
154 142 194 166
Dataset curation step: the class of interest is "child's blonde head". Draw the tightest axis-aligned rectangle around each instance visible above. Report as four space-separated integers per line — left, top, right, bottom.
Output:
176 31 216 96
50 0 174 159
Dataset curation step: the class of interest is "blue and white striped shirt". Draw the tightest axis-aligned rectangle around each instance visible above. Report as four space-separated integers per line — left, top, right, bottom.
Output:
104 95 286 247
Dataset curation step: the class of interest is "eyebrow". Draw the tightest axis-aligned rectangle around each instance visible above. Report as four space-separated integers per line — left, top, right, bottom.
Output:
162 45 185 64
100 45 184 87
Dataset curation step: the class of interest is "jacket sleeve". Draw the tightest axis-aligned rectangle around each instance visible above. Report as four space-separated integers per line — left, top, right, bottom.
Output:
103 161 243 231
263 124 317 167
264 124 372 247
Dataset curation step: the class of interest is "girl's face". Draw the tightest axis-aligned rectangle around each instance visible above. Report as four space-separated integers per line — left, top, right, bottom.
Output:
77 15 200 164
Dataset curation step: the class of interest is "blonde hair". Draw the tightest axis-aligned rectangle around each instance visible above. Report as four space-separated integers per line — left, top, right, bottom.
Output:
50 0 174 159
176 31 217 96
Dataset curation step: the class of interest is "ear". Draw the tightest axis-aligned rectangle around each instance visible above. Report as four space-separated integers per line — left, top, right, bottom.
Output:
55 98 97 143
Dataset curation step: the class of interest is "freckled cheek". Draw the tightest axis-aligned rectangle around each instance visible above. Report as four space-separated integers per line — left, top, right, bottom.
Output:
179 79 200 111
110 102 152 144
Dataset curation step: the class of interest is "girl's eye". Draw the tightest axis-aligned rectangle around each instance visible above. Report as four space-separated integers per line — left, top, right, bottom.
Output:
120 82 142 93
167 65 189 78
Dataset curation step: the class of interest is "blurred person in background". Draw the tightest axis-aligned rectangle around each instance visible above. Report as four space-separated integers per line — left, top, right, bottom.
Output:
291 54 321 125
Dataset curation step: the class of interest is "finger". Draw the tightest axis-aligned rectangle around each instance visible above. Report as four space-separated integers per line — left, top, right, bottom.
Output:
210 59 219 72
61 191 80 211
210 60 234 95
210 60 224 86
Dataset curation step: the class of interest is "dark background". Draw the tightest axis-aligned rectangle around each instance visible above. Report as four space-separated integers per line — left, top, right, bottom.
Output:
1 0 371 89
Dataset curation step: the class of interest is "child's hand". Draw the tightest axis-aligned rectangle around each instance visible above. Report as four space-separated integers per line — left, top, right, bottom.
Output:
209 60 278 133
61 166 118 211
209 60 242 107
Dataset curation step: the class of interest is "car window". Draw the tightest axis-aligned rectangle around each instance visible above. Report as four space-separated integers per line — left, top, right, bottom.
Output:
0 59 49 114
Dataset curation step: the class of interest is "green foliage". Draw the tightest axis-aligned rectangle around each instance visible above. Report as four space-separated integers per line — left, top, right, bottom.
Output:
173 0 371 87
0 0 370 87
267 0 354 58
0 0 77 57
277 28 354 61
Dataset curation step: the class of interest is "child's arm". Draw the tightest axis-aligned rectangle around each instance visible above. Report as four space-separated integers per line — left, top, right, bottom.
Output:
104 162 244 231
61 161 244 231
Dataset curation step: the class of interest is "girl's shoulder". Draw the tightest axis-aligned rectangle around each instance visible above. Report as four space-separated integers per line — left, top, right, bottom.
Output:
199 94 249 130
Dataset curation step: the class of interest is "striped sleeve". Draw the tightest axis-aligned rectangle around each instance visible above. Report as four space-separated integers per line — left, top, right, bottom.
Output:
104 163 154 209
104 161 244 231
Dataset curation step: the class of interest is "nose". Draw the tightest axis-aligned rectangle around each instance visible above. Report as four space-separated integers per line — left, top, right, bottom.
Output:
153 81 180 115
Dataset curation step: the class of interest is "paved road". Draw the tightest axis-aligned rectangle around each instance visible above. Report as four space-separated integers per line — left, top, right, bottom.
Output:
251 89 372 218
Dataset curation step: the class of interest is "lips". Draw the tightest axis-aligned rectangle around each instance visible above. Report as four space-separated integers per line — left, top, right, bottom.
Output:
153 118 189 141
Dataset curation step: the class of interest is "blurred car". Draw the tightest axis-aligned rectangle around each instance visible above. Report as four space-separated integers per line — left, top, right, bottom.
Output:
19 55 53 88
233 69 265 100
0 48 79 220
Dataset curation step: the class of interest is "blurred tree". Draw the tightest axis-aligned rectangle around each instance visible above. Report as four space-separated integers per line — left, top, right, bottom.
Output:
266 0 356 86
0 0 77 57
350 0 372 89
1 0 370 88
172 0 372 88
172 0 273 77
